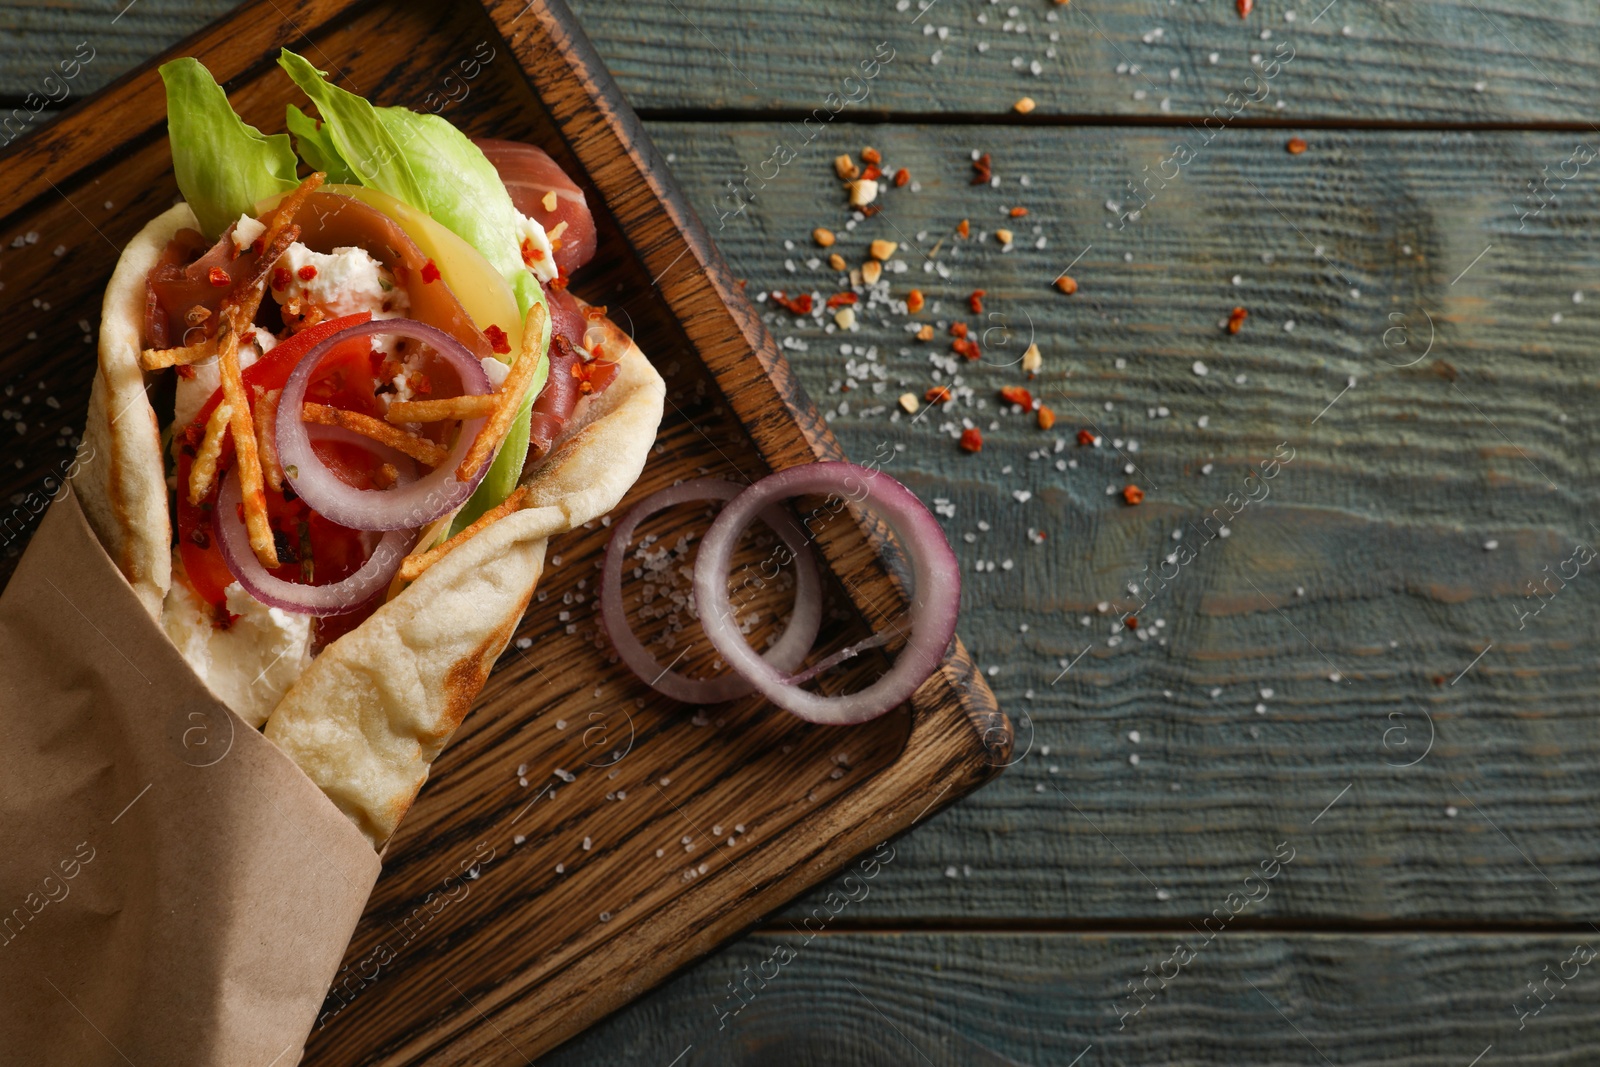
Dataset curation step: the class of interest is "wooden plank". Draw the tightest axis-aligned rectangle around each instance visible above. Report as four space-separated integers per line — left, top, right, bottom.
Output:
6 0 1600 123
541 930 1600 1064
0 0 1005 1061
634 121 1600 923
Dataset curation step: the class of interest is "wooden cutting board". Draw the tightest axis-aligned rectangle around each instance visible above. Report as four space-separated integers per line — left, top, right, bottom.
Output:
0 0 1010 1061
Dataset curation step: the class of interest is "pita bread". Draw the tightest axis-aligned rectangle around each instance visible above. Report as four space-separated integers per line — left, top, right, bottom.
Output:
73 204 665 848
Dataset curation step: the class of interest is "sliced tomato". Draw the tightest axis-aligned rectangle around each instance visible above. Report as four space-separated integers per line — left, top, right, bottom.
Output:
175 452 236 607
175 313 390 610
184 312 374 446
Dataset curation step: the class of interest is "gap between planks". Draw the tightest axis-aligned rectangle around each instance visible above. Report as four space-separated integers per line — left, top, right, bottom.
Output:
632 107 1600 133
9 100 1600 135
764 918 1600 936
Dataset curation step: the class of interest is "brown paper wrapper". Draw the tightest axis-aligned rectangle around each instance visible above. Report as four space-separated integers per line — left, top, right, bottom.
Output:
0 488 381 1065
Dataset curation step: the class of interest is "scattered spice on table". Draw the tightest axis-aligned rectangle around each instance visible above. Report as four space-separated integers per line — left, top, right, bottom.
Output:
906 289 925 313
1123 485 1145 505
1236 0 1252 16
998 386 1033 409
1055 275 1078 295
969 290 987 314
1227 306 1248 334
1077 429 1098 446
925 386 953 405
971 153 993 185
959 427 984 452
1037 405 1056 430
771 290 813 315
1286 137 1307 155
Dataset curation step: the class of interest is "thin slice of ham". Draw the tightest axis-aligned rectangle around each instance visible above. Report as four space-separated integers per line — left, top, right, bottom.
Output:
474 138 597 277
145 225 255 349
145 192 494 361
525 331 619 470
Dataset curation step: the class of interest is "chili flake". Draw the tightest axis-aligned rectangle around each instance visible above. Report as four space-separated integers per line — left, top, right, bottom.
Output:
905 289 926 314
893 168 910 187
917 324 935 341
1125 615 1139 629
949 322 969 339
1236 0 1252 16
862 147 882 166
1055 275 1078 295
296 264 318 282
420 258 441 284
1009 206 1029 218
484 324 511 354
969 289 986 315
952 338 981 360
1227 306 1248 334
1037 404 1056 430
957 219 971 239
825 292 859 309
1286 136 1308 155
1076 428 1097 446
959 427 984 453
1122 484 1145 505
925 385 953 404
861 164 883 182
772 290 814 315
572 359 612 395
999 385 1033 409
520 238 545 267
207 266 231 288
971 153 993 185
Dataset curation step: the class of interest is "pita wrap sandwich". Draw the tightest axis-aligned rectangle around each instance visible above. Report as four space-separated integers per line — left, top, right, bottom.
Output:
70 52 665 847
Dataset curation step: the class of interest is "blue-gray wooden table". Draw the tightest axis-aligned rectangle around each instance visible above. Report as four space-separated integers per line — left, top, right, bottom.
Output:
7 1 1600 1063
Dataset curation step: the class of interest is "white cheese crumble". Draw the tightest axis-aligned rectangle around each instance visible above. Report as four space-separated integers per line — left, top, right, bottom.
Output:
162 567 313 729
273 242 408 327
513 210 559 283
172 330 274 430
481 355 511 388
231 213 266 252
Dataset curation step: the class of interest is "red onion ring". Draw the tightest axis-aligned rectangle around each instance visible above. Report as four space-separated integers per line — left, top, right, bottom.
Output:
277 318 493 531
601 478 823 704
692 462 961 725
214 467 420 615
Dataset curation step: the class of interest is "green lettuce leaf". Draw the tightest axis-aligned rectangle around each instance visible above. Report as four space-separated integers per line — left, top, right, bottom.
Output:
159 58 298 237
272 50 549 532
284 104 356 185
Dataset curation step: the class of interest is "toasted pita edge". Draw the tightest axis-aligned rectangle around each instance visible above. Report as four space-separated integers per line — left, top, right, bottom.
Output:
72 204 194 617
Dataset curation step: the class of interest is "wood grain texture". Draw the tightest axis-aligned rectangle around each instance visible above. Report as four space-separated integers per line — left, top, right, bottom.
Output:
0 0 1005 1061
542 930 1600 1065
7 0 1600 123
640 121 1600 924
